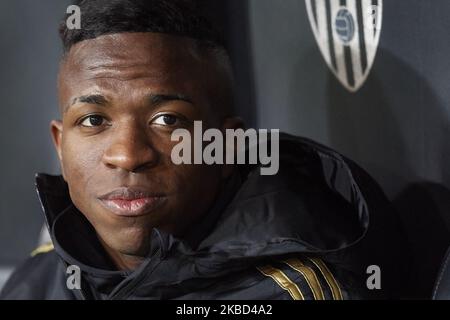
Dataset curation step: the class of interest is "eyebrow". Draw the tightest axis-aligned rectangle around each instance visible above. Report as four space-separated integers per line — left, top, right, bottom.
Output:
65 94 108 113
75 94 108 106
148 93 193 106
65 93 193 113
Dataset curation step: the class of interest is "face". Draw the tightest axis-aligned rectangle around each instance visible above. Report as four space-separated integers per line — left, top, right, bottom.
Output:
52 33 240 258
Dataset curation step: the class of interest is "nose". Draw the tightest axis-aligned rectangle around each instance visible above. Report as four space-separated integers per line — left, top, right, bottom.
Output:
102 122 158 173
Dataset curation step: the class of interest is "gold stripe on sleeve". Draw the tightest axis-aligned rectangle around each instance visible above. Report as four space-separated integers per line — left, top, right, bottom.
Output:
284 258 325 300
308 258 343 300
257 265 305 300
30 243 54 257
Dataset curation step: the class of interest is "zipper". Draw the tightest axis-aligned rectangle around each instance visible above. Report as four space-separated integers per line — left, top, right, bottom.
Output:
109 252 163 300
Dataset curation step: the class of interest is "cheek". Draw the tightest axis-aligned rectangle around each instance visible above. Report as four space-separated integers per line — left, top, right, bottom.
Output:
156 163 223 234
170 163 223 210
61 134 104 201
154 133 224 202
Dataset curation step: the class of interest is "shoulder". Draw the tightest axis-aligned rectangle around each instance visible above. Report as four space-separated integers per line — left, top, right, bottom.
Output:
0 243 73 300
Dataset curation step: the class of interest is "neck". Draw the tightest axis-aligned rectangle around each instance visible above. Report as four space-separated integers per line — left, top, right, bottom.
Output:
97 236 147 271
108 249 146 271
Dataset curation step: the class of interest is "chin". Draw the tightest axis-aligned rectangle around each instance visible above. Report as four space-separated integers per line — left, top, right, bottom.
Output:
105 226 152 257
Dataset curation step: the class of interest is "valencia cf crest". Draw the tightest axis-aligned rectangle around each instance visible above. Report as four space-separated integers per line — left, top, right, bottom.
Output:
305 0 383 92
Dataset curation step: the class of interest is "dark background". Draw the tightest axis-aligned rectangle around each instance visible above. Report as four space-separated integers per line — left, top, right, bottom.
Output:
1 0 450 297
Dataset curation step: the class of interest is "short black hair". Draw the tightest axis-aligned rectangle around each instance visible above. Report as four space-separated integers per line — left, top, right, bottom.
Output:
59 0 225 54
58 0 235 119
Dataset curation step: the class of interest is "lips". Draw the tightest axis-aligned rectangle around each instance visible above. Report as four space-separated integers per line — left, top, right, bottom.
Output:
98 187 166 217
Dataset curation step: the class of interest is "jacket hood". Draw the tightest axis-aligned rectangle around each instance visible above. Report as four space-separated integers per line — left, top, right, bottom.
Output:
35 134 370 293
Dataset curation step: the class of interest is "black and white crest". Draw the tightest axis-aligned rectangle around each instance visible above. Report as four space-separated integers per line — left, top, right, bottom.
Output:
305 0 383 92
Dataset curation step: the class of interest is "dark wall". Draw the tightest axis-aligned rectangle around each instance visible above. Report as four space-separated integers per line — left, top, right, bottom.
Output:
0 0 70 265
200 0 257 127
248 0 450 297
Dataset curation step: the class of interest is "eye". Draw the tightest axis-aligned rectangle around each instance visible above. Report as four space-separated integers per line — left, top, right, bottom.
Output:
151 114 180 126
80 115 106 127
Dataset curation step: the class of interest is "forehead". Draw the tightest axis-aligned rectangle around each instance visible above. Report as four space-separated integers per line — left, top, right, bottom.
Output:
65 32 202 71
58 33 209 105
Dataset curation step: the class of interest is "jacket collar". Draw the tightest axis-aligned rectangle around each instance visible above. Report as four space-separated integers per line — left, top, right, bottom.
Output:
35 134 371 290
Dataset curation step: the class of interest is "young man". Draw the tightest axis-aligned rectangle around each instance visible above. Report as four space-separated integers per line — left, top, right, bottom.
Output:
0 0 407 300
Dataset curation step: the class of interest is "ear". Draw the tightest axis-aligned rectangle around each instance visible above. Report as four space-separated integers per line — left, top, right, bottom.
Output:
221 117 245 179
50 120 66 179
